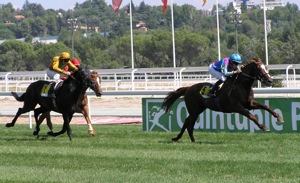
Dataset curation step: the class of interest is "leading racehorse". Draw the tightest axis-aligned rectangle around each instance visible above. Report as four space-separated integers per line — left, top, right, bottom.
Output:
162 58 284 142
6 67 102 140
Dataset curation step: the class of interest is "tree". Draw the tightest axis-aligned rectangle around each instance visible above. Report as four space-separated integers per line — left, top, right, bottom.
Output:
0 40 36 71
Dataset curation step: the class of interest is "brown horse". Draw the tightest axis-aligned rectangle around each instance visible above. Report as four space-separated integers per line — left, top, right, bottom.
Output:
35 70 102 136
162 58 283 142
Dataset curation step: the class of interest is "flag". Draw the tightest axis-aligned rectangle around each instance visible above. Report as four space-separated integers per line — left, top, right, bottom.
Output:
202 0 207 6
112 0 123 12
162 0 168 14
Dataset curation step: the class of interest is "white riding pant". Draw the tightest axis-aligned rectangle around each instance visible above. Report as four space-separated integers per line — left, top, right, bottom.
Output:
46 68 66 81
208 64 226 82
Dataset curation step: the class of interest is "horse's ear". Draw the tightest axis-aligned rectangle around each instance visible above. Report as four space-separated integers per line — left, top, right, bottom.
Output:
77 66 82 70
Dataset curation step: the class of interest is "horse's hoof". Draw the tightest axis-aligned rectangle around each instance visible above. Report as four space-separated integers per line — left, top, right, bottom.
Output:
172 138 178 142
262 126 270 132
6 123 14 128
33 130 39 136
68 136 72 141
47 131 54 136
277 118 284 123
88 130 96 136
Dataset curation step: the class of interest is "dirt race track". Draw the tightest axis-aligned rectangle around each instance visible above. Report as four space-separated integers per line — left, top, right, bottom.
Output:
0 96 144 125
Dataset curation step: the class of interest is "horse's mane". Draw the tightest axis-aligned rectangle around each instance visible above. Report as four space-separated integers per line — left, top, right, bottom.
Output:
241 57 263 71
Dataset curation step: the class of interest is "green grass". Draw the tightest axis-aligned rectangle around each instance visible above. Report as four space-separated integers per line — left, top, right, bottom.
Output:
0 124 299 183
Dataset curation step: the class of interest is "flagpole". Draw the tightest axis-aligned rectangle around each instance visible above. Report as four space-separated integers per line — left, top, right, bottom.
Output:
263 0 269 65
171 0 176 68
216 0 221 60
130 0 134 69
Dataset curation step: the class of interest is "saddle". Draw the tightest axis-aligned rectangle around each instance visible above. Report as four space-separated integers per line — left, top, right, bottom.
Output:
41 81 63 98
199 84 223 110
199 83 218 98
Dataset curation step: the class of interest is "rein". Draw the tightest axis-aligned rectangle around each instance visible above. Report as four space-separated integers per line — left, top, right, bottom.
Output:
228 74 238 96
228 72 255 96
241 72 256 80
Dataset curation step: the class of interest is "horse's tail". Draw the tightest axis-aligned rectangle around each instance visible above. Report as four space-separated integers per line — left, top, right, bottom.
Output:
11 92 25 102
162 87 189 113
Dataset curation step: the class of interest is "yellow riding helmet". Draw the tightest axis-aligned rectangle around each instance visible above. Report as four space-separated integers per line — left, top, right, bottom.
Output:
60 52 71 60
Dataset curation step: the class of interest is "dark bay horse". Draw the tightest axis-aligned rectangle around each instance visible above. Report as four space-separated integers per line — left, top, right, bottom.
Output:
33 70 102 136
6 67 102 140
162 58 284 142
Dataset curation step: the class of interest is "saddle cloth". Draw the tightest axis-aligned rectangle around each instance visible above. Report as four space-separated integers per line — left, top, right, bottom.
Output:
41 82 62 97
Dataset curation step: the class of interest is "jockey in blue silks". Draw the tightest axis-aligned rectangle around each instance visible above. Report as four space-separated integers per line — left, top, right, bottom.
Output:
207 53 242 96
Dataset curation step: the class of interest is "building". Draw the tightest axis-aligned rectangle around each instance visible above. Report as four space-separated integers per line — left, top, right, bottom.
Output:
259 0 285 10
232 0 256 13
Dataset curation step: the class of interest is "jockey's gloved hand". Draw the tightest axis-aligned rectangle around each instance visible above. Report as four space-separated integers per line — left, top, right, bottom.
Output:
234 70 242 74
63 71 71 76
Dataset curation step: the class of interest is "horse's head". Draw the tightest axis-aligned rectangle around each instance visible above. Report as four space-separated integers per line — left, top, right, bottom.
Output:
74 67 102 97
241 58 272 87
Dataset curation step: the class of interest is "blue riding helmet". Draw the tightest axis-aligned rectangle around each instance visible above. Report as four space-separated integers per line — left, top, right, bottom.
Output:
230 54 242 64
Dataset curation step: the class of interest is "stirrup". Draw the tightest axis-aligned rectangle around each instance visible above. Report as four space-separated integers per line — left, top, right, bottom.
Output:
207 90 215 97
49 93 56 98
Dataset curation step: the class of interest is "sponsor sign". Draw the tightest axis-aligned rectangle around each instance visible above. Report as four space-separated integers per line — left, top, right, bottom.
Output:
142 98 300 133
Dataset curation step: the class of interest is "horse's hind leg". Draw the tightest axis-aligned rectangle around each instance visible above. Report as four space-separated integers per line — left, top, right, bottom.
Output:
186 114 200 143
6 107 30 127
33 108 50 136
172 114 199 143
249 100 284 123
172 116 190 142
6 99 37 127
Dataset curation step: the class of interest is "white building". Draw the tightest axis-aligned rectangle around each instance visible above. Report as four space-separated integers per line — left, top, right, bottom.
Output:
259 0 285 10
232 0 256 13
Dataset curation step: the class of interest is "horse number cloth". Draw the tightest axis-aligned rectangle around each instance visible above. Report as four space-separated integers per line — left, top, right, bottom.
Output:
41 83 52 97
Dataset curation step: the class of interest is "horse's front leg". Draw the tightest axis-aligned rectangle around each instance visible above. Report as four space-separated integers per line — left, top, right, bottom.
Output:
48 113 72 140
66 113 73 141
249 100 284 123
80 105 96 136
236 106 269 132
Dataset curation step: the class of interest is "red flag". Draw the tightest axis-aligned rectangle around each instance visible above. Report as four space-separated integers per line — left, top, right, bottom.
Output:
112 0 123 12
202 0 207 6
162 0 168 14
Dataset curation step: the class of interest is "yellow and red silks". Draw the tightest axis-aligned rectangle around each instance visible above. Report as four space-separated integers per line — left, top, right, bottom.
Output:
162 0 168 14
112 0 123 12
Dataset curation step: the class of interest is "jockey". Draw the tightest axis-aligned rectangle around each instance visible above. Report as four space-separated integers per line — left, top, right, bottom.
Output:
46 52 78 97
61 58 81 80
207 53 242 97
46 52 78 81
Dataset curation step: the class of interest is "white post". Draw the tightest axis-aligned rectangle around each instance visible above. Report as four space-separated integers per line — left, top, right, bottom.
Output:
216 0 221 60
171 0 176 68
129 1 134 69
29 111 32 129
263 0 269 65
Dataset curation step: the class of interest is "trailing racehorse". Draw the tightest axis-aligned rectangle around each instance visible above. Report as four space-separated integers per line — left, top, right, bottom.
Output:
33 70 102 136
162 58 283 142
6 67 102 140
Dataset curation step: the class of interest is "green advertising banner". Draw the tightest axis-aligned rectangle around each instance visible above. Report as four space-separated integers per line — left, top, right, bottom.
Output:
142 98 300 133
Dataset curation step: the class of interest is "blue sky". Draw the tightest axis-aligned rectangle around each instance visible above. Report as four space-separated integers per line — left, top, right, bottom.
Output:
1 0 299 11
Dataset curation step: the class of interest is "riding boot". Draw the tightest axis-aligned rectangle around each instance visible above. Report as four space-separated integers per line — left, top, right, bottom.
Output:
208 79 223 97
48 83 56 98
